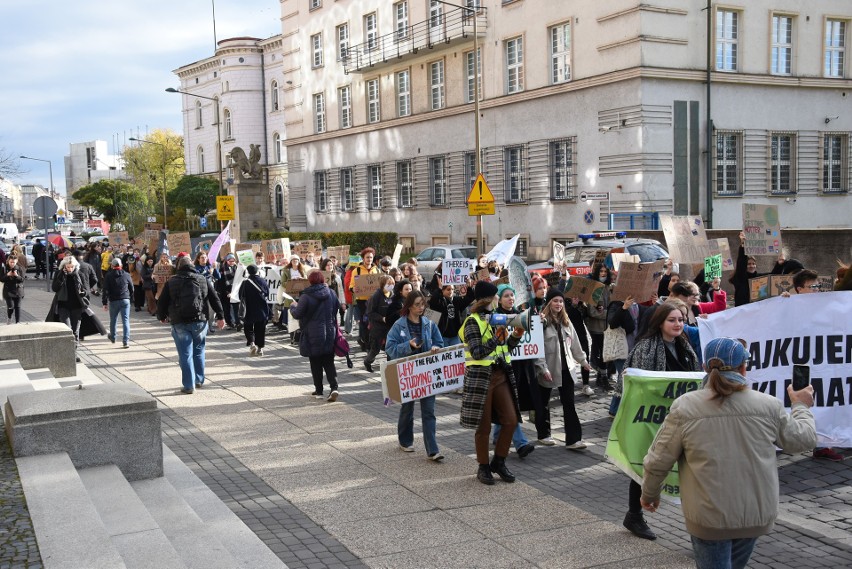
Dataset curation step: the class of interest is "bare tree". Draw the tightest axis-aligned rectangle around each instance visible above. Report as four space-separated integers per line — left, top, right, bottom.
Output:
0 146 25 178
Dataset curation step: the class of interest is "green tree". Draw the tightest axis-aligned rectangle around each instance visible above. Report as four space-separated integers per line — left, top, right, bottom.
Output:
122 129 184 226
72 179 150 234
170 175 219 217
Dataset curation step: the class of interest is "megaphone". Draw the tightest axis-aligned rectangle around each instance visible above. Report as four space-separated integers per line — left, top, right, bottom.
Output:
487 308 534 332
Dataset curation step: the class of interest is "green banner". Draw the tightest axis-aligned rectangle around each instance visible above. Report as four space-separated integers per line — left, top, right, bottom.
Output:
605 369 705 503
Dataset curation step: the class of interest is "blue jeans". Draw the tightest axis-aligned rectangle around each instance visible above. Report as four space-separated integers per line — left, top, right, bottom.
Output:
441 335 461 347
398 395 438 455
492 424 529 449
108 299 130 344
171 321 208 390
691 536 757 569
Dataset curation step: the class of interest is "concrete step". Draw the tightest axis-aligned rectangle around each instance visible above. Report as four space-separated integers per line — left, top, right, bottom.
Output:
79 464 187 569
162 445 288 569
27 367 62 391
131 466 240 569
58 361 102 388
16 453 126 569
0 359 34 404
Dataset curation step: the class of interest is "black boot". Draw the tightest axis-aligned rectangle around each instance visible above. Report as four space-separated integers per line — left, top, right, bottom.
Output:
623 512 656 540
490 455 516 483
476 464 494 485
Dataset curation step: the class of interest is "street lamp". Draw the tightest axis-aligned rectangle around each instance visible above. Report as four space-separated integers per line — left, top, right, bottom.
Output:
19 155 54 196
128 137 168 230
165 87 225 196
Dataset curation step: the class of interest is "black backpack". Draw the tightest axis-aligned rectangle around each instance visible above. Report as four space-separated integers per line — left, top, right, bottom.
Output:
172 273 206 321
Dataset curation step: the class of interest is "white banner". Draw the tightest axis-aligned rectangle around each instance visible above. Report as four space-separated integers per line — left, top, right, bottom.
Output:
381 346 466 403
230 264 282 304
508 315 545 361
485 234 519 267
698 292 852 447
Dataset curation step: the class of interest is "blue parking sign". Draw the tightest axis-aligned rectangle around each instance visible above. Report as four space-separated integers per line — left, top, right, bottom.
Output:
200 217 208 228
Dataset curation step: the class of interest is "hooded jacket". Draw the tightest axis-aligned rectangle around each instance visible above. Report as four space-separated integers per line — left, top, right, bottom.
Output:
102 267 134 304
289 283 339 357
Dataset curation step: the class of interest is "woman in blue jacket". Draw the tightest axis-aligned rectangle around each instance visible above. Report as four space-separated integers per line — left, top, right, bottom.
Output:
385 290 445 462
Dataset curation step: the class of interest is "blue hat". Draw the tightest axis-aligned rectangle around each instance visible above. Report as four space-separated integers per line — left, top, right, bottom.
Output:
496 283 515 299
704 337 749 371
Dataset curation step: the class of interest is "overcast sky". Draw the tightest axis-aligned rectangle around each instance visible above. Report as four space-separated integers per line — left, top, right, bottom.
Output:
1 0 281 194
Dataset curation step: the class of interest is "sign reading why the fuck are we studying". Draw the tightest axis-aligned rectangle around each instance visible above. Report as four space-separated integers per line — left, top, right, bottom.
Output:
381 346 465 404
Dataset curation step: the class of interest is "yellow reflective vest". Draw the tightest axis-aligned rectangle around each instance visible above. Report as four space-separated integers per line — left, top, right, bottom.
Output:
459 312 511 367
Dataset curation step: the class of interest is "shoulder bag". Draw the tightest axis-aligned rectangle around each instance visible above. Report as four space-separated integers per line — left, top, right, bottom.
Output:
602 325 628 362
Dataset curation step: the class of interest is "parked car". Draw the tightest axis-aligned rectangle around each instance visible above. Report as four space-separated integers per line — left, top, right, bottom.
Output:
527 232 670 279
26 229 45 239
87 235 110 246
24 244 36 272
414 244 478 275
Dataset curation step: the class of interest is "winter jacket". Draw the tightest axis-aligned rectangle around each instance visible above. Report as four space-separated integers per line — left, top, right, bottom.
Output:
730 245 758 307
366 288 393 339
642 388 816 540
289 283 339 357
52 269 88 310
102 269 134 305
156 268 224 324
238 275 270 324
0 265 24 299
538 317 589 388
385 314 444 361
140 263 157 291
428 287 475 338
216 263 238 295
624 333 700 375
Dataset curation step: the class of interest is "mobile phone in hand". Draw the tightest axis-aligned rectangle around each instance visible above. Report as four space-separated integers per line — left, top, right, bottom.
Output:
792 364 810 391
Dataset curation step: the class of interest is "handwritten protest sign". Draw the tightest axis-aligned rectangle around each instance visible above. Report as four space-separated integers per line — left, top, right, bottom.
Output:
562 277 606 306
381 346 466 403
195 240 212 255
326 245 350 263
144 223 163 230
166 232 192 256
391 244 403 268
262 238 291 263
612 260 665 302
308 269 335 285
236 249 256 266
295 240 322 259
707 238 734 272
660 215 710 264
749 275 797 301
817 275 835 292
473 268 490 282
508 315 545 361
743 203 782 256
108 231 129 246
609 253 640 271
592 249 610 267
441 258 471 286
219 240 233 259
424 308 443 325
553 241 566 273
353 273 383 297
284 278 310 297
704 255 723 280
152 263 173 284
236 242 260 254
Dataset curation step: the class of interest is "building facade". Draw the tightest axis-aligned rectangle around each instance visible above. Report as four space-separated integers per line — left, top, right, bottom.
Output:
64 140 124 220
0 177 23 227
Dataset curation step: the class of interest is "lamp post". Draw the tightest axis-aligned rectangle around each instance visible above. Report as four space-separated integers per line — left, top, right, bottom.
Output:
20 155 54 292
94 158 119 224
165 87 225 197
128 138 168 229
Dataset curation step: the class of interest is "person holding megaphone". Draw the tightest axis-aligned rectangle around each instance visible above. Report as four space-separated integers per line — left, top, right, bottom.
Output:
460 280 526 485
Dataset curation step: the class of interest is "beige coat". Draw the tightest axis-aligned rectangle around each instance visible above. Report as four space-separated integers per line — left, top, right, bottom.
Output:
538 318 589 388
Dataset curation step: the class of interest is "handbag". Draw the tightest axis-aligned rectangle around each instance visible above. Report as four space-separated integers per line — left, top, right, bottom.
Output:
602 326 628 362
334 324 353 368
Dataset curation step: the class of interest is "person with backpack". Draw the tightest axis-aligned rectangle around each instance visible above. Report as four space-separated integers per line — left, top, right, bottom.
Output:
157 256 225 394
239 264 270 356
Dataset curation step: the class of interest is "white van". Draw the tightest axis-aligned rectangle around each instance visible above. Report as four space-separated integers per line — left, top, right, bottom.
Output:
0 224 19 243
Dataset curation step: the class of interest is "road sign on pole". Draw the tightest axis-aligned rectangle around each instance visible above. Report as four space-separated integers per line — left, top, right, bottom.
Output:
580 192 609 202
468 202 495 216
216 195 235 221
467 174 495 204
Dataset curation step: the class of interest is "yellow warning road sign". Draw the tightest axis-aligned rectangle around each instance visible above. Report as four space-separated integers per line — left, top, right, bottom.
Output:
216 195 235 221
467 174 494 203
468 202 495 216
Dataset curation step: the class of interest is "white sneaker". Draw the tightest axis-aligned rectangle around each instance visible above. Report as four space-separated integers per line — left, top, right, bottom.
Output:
538 437 557 446
566 440 588 450
249 344 258 356
327 390 338 402
582 385 595 396
400 444 415 453
256 348 264 357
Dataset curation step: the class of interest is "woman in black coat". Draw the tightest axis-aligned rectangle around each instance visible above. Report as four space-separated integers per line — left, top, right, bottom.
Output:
363 274 395 372
290 271 341 402
1 255 25 324
239 264 271 357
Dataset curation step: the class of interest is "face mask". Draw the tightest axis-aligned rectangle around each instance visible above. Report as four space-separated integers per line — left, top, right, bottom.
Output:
384 285 394 293
598 277 607 282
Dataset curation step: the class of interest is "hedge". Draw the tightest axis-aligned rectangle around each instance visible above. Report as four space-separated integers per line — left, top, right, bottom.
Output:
247 231 399 258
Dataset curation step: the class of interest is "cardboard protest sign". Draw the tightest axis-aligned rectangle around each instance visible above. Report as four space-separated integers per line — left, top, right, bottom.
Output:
424 308 443 325
326 245 350 263
236 242 260 253
195 240 212 255
166 232 192 256
144 222 163 230
284 278 310 297
611 260 665 303
660 215 710 264
381 346 466 403
742 203 782 256
553 241 566 273
562 277 606 306
704 255 723 280
262 238 291 263
152 263 174 284
219 241 233 259
609 253 640 271
749 275 796 301
352 273 383 297
295 240 322 259
493 276 510 286
391 244 403 268
108 231 129 246
707 238 734 272
508 315 545 361
817 275 835 292
236 249 255 266
749 276 770 301
441 258 471 286
308 269 335 285
473 268 490 282
592 249 610 267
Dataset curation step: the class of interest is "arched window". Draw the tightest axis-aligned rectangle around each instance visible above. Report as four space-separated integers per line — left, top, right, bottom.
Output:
195 100 203 127
223 109 232 138
272 133 281 163
197 146 205 173
271 80 279 111
275 184 284 218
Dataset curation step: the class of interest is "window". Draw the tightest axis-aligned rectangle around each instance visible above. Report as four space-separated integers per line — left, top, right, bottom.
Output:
275 184 285 218
515 237 528 258
504 146 526 202
339 86 352 128
397 161 413 208
825 19 846 78
465 49 482 103
311 33 323 68
340 168 355 211
197 146 205 174
550 22 572 84
429 1 443 29
769 133 796 195
549 138 576 200
368 165 383 209
396 70 411 117
336 23 349 60
716 10 738 71
505 36 524 93
366 78 380 123
314 171 328 212
223 109 232 138
716 132 742 195
314 93 326 133
364 13 378 51
195 101 203 127
394 2 409 41
822 134 848 193
771 15 793 75
271 80 279 111
464 151 478 195
273 133 282 163
309 0 321 10
430 60 445 110
429 156 447 206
